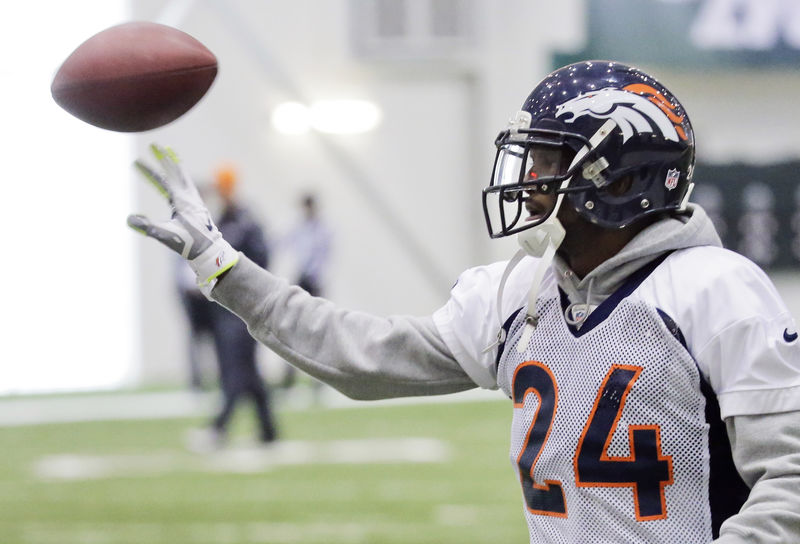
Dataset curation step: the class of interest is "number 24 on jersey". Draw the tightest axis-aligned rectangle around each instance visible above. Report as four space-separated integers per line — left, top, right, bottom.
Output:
513 361 674 521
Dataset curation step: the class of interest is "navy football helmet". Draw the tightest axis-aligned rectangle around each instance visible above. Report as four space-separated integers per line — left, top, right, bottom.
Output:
483 60 695 238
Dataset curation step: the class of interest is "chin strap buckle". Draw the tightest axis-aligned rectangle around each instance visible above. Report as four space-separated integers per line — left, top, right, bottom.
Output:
583 156 610 187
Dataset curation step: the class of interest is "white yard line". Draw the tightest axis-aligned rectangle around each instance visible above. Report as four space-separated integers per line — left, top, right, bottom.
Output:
33 437 451 481
0 387 505 427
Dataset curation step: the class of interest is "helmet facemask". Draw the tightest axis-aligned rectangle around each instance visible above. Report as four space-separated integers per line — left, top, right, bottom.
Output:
482 114 613 239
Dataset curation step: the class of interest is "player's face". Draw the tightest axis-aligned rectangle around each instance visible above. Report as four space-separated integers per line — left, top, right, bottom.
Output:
485 142 580 237
523 145 615 266
522 146 573 224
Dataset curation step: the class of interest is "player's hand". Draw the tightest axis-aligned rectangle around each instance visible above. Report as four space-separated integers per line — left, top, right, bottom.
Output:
127 144 238 297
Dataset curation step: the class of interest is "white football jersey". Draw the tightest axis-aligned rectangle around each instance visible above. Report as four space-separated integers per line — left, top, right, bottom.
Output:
433 246 800 543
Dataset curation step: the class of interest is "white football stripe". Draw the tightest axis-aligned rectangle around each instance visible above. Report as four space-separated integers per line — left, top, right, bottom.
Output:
33 438 451 481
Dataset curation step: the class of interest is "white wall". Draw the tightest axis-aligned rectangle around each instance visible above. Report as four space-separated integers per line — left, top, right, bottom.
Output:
1 1 138 395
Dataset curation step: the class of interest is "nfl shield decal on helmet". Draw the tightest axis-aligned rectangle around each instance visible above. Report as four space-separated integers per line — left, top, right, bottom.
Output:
665 168 680 190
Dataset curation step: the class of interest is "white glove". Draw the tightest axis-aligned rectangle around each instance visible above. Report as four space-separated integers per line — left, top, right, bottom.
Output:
127 144 239 297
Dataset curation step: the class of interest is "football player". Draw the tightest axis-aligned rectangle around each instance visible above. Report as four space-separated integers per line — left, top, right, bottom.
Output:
129 61 800 543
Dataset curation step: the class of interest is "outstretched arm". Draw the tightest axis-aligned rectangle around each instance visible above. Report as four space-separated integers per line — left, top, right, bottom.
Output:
128 144 475 400
212 255 477 400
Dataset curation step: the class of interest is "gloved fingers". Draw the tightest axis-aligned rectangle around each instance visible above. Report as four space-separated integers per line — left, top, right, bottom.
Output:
134 159 172 203
127 214 188 256
149 143 205 205
127 213 151 235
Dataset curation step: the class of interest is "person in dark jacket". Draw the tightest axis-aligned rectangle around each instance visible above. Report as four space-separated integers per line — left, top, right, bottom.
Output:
199 164 277 447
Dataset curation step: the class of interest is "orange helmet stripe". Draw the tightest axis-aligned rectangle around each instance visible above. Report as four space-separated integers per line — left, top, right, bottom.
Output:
623 83 687 140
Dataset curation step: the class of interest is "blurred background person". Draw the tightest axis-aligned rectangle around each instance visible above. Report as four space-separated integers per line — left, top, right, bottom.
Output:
175 256 215 392
278 193 333 394
188 164 278 450
284 193 332 298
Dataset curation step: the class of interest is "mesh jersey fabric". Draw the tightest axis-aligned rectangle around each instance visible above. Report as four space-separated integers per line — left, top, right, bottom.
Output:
498 288 710 542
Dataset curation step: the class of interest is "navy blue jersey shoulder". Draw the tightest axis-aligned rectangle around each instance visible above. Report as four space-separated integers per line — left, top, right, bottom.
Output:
699 375 750 536
657 309 686 347
495 307 524 373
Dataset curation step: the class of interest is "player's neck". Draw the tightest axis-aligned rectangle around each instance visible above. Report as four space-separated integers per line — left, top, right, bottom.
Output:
558 223 646 279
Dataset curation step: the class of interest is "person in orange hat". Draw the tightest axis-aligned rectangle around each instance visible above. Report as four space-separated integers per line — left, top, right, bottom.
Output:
214 164 237 203
188 163 278 449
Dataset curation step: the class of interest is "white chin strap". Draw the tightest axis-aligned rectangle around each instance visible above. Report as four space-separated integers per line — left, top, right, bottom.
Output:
483 198 566 356
514 200 566 352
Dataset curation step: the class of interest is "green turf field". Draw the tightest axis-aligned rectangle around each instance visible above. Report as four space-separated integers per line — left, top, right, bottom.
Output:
0 397 529 543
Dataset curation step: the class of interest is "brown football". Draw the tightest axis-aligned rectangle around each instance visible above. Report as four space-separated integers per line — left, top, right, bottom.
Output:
51 21 217 132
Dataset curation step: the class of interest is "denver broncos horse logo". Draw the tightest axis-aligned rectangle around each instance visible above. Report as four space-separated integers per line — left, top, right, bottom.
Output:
555 84 688 143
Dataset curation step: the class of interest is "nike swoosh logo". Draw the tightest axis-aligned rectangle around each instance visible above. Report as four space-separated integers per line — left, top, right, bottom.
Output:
783 328 798 342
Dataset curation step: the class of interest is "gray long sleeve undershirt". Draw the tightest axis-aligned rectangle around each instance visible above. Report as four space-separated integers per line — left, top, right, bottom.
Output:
212 255 476 400
714 412 800 543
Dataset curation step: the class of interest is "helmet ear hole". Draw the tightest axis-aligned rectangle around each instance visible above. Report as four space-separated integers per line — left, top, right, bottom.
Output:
606 174 634 196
